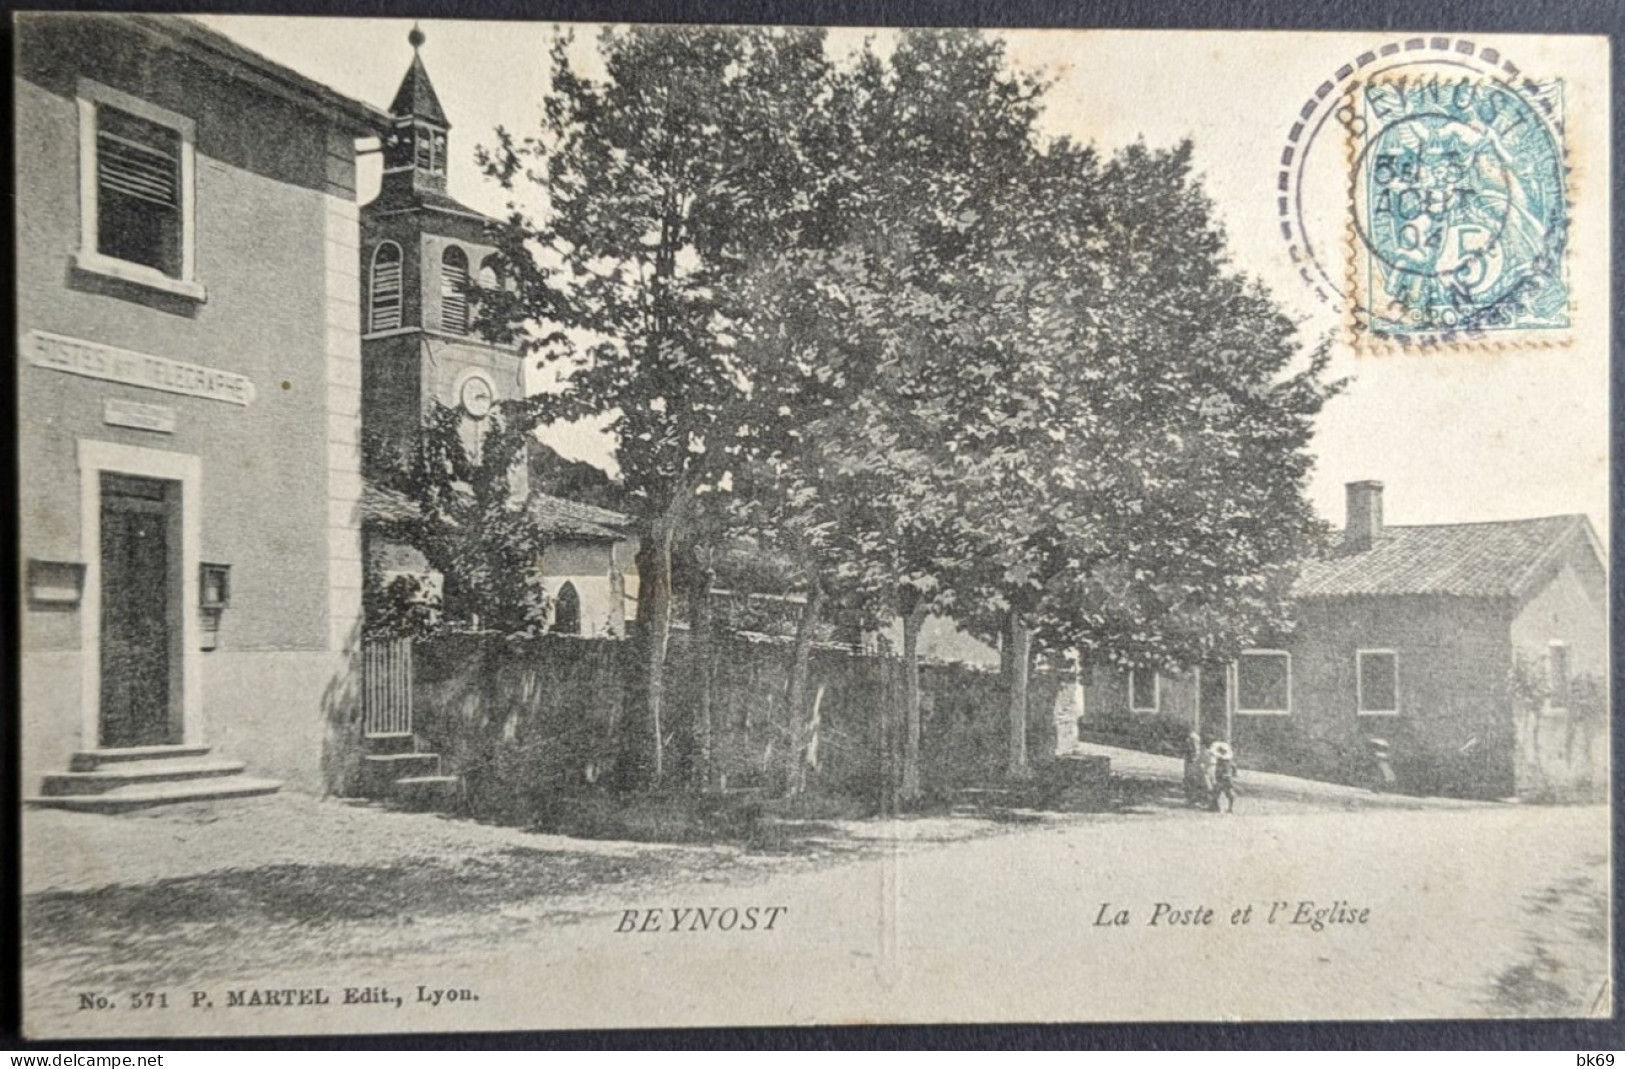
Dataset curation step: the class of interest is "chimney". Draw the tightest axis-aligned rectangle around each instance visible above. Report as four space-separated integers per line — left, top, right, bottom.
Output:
1344 480 1384 551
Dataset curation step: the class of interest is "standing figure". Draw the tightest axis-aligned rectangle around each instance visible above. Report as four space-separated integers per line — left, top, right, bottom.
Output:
1182 732 1206 806
1208 740 1237 813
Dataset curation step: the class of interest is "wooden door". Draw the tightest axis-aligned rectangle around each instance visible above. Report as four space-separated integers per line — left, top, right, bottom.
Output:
99 473 179 748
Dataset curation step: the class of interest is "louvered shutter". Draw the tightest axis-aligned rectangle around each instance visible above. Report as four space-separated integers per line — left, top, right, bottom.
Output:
441 249 470 335
95 106 183 277
98 132 180 207
370 245 403 331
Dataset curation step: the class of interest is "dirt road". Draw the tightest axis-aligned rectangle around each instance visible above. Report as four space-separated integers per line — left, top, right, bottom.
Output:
23 763 1608 1037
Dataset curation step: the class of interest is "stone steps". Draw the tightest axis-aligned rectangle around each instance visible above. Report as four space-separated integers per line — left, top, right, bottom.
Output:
363 751 442 775
362 731 416 755
29 745 281 813
359 733 460 812
69 744 212 771
393 775 461 810
39 757 249 796
27 778 283 813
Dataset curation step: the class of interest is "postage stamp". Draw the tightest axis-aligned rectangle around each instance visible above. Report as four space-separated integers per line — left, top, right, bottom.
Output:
14 13 1611 1043
1345 73 1570 350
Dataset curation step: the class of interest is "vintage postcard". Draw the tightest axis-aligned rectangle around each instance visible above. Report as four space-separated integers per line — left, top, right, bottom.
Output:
16 12 1610 1038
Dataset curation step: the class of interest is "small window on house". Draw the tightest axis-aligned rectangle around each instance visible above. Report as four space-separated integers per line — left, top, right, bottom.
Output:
1236 651 1291 714
553 582 581 635
1547 642 1571 710
77 82 198 295
369 242 403 332
1357 650 1398 714
1128 669 1159 713
440 246 470 335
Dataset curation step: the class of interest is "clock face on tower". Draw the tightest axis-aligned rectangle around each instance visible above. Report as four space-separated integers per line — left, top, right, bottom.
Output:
458 373 495 419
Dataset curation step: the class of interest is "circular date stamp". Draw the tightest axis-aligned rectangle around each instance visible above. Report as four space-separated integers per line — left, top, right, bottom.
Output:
1276 37 1570 352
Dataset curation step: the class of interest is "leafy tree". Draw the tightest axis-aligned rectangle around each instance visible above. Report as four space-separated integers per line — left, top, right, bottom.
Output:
477 25 1340 810
363 400 554 635
739 54 1339 795
1020 141 1340 677
730 30 1051 806
480 25 843 788
924 138 1342 777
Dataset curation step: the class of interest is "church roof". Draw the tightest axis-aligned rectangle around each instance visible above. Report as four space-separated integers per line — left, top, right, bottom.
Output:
526 494 635 541
389 48 449 127
365 181 493 223
362 482 634 544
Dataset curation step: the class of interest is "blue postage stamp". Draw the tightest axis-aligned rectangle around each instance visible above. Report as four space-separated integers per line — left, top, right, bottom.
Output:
1350 75 1568 347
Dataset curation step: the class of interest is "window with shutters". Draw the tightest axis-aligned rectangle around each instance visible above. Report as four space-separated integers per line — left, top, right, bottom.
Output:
411 124 446 177
75 80 201 300
369 242 403 332
440 245 470 335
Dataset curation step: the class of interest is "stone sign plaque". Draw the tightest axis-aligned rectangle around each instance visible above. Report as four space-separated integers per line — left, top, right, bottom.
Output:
102 398 178 433
23 329 255 406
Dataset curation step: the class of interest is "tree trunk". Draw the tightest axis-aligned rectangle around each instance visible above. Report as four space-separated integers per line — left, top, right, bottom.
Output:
622 539 656 789
899 589 927 804
798 685 825 796
1006 609 1033 780
627 506 677 789
688 560 716 792
785 582 826 797
878 655 898 817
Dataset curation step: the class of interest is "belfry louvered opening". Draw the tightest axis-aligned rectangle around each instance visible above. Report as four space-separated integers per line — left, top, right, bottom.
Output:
440 245 470 335
96 105 183 277
370 242 403 331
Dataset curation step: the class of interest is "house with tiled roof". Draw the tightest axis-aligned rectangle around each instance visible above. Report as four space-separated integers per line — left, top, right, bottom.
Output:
1080 481 1607 801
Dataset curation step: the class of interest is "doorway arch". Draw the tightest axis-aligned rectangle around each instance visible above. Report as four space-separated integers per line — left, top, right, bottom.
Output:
553 581 581 635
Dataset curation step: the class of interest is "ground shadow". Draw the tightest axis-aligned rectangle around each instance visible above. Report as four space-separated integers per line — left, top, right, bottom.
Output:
1484 853 1610 1017
24 847 675 954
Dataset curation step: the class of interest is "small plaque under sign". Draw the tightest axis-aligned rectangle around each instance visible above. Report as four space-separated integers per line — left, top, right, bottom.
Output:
104 399 177 434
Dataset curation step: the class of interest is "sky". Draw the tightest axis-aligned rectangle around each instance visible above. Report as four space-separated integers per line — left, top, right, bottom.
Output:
196 16 1611 538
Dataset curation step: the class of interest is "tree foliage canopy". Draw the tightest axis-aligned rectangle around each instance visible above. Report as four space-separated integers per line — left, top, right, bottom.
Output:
364 400 553 636
471 26 1343 790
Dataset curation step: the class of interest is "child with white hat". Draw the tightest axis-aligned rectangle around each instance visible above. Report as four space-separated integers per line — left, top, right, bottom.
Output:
1205 740 1236 813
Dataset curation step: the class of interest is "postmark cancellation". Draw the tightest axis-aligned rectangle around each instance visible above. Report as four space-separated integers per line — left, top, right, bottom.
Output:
1343 71 1570 351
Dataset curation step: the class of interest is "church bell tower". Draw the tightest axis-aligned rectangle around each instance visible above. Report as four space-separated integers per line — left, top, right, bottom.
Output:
359 24 525 484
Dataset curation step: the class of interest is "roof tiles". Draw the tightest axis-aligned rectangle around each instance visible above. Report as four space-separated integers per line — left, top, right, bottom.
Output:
526 493 634 541
388 51 449 127
1293 515 1591 599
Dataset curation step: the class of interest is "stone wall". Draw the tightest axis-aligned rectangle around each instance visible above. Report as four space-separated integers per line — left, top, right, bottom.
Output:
408 630 1059 818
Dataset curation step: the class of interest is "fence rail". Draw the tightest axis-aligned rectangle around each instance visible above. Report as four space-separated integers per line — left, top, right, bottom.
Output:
364 636 414 736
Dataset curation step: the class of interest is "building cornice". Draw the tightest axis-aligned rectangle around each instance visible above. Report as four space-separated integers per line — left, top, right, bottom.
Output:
129 15 390 136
